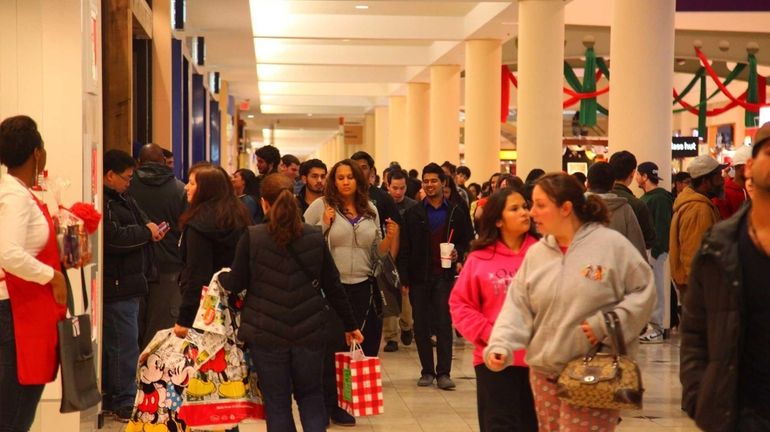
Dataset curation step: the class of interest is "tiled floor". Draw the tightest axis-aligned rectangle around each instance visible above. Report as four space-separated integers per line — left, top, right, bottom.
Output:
104 336 697 431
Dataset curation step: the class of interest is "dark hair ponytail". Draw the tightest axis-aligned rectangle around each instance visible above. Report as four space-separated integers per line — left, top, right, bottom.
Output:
536 173 609 225
261 173 303 247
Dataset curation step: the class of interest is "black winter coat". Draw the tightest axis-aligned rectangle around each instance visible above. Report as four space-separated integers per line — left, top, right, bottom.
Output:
681 204 749 432
177 210 246 327
103 187 152 302
223 224 357 349
397 199 474 286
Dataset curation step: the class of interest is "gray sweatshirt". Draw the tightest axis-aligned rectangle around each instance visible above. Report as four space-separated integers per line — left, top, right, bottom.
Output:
484 223 655 376
588 191 647 259
304 198 382 284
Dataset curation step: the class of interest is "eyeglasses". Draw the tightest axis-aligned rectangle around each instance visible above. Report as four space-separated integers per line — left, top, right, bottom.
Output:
117 173 133 182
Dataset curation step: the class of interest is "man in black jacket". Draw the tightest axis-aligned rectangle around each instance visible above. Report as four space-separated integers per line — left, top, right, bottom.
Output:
129 144 187 347
681 124 770 431
398 163 473 390
102 149 164 421
609 150 656 251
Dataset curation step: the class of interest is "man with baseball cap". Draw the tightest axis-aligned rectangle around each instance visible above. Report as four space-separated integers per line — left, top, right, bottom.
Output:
681 123 770 430
714 145 752 219
669 154 725 300
636 161 674 343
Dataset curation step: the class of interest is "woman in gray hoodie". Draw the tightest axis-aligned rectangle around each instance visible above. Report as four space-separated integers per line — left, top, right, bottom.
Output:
484 173 655 431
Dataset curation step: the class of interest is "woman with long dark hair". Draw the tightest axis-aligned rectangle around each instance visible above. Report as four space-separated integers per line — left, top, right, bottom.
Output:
174 163 252 336
449 187 538 431
0 115 68 431
232 168 261 223
221 173 362 432
484 173 655 431
304 159 398 426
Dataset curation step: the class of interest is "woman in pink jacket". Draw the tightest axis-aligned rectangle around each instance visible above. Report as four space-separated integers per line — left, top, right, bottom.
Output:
449 186 538 432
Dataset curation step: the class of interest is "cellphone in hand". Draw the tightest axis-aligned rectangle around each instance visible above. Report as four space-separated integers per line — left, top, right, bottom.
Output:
158 221 170 235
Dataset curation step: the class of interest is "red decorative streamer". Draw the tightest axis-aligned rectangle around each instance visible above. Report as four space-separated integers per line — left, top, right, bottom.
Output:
672 88 747 117
695 48 765 112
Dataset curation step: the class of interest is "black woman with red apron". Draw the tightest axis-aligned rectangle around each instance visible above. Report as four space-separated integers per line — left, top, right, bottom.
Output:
0 115 68 432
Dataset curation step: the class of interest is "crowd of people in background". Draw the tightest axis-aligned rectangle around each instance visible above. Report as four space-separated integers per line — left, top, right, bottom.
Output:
1 113 770 431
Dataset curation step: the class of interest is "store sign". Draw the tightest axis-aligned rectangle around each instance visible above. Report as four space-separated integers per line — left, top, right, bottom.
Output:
672 137 699 158
344 125 363 145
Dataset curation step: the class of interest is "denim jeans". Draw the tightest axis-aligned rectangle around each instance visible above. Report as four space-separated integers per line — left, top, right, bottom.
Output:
410 277 453 377
101 297 140 411
249 344 327 432
650 253 669 330
0 300 45 432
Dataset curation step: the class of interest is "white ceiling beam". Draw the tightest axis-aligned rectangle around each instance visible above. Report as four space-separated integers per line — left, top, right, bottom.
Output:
254 40 434 65
259 82 399 97
259 94 379 107
257 64 409 83
260 104 370 115
251 13 466 40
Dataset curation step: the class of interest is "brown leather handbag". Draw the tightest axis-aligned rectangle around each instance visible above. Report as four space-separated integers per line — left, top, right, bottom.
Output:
556 311 643 411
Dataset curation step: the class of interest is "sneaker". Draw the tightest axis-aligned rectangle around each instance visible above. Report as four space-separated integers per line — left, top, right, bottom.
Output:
401 329 414 346
384 341 399 352
113 406 133 423
417 374 435 387
330 406 356 427
437 375 456 391
639 328 664 344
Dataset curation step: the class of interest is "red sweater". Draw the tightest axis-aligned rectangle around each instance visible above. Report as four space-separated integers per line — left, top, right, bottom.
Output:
713 177 746 220
449 236 537 366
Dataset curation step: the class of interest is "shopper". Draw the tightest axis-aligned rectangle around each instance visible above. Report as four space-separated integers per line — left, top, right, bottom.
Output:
279 153 303 194
351 151 403 235
0 115 68 431
173 163 252 337
714 144 751 219
222 173 363 432
681 123 770 431
672 171 692 199
449 187 538 432
129 143 187 347
669 155 724 300
609 150 657 251
635 162 674 343
484 173 654 431
304 159 398 426
398 163 474 390
232 168 261 223
586 162 646 258
103 149 164 421
296 158 327 214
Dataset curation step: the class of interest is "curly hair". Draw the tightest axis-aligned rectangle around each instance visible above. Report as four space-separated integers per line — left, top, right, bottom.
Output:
324 159 376 219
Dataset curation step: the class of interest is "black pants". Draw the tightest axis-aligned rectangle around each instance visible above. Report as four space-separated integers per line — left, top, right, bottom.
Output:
410 277 453 377
0 300 44 432
139 271 181 348
475 365 537 432
322 280 383 413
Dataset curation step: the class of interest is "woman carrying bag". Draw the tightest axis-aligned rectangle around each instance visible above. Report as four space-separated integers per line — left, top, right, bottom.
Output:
484 173 655 431
222 173 363 432
0 115 68 431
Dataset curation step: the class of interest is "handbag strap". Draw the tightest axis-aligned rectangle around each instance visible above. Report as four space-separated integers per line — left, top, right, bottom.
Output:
60 264 89 316
603 311 628 357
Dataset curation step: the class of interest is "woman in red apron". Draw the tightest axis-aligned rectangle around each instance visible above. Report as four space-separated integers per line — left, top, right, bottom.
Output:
0 115 68 432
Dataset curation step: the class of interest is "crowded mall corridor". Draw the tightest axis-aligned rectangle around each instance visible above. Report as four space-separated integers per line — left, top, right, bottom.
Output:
102 336 696 432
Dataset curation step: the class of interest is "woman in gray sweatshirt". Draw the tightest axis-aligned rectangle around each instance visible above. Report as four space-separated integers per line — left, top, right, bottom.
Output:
484 173 654 432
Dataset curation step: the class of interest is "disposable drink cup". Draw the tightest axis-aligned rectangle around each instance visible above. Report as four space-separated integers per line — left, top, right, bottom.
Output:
440 242 455 268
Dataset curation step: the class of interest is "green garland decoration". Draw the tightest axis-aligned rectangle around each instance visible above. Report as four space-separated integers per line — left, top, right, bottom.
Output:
580 47 598 126
698 73 707 138
745 53 758 127
673 62 746 113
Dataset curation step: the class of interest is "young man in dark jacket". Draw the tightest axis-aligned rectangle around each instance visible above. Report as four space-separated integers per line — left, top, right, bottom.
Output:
398 163 473 390
128 143 187 346
102 149 163 421
681 124 770 431
609 150 657 251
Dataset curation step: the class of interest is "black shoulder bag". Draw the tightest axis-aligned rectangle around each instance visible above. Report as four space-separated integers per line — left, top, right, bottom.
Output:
58 266 101 413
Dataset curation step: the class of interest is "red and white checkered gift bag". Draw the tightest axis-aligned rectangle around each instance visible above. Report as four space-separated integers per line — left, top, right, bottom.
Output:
335 344 384 417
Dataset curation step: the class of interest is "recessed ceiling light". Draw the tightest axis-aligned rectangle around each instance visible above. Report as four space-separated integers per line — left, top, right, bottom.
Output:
247 114 255 119
355 5 369 10
307 113 313 117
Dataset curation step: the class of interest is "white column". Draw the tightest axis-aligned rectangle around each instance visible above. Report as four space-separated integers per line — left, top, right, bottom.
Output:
464 39 501 182
516 0 565 177
429 65 461 165
387 96 407 167
608 0 675 190
406 82 430 170
374 106 389 168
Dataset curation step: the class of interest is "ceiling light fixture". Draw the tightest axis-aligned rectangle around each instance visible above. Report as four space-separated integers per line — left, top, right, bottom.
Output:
355 5 369 10
307 113 313 117
247 114 255 119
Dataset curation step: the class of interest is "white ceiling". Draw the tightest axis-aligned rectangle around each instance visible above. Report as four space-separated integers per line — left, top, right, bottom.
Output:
182 0 770 158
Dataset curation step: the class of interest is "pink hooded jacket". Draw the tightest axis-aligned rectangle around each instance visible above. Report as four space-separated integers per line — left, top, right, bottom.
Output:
449 235 537 367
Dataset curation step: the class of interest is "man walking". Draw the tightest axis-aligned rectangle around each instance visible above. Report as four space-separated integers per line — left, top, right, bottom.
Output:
681 123 770 431
609 151 657 252
669 155 725 300
129 143 187 347
398 163 473 390
636 162 674 343
296 158 326 213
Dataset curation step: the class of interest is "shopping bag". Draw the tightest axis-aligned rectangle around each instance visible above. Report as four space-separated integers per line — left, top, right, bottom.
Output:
335 343 384 417
58 266 101 413
192 268 230 335
126 329 226 432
